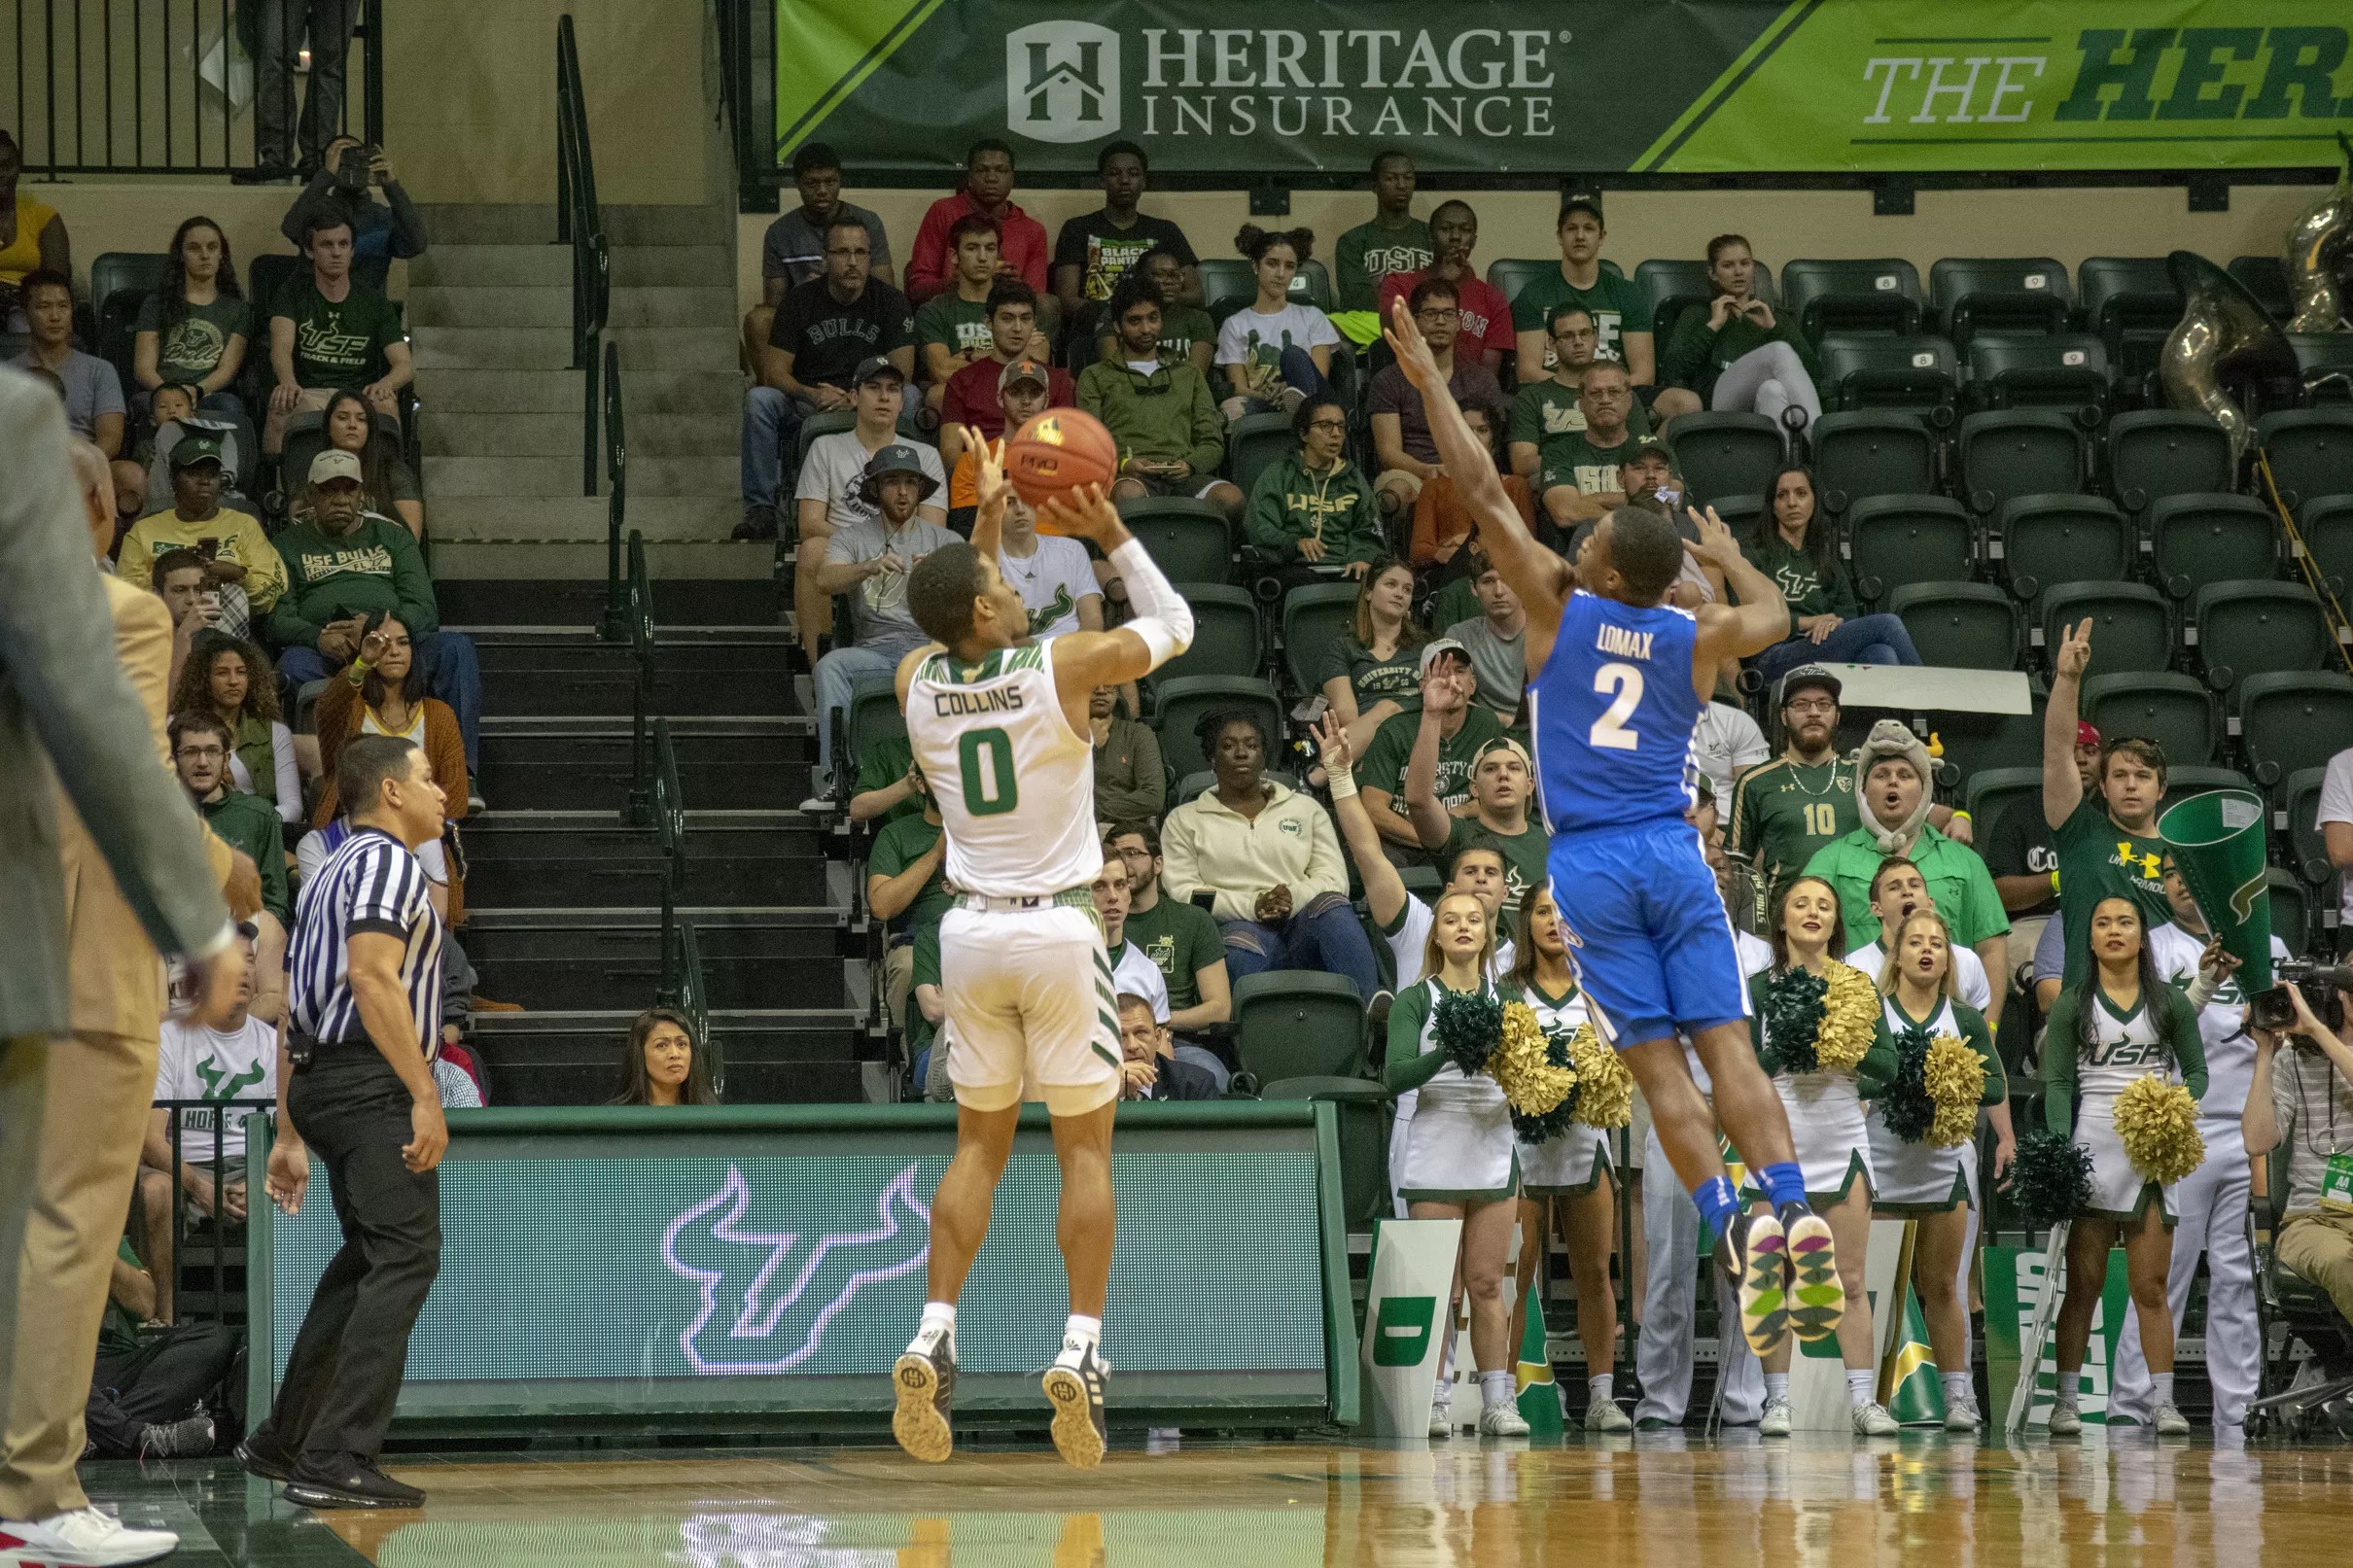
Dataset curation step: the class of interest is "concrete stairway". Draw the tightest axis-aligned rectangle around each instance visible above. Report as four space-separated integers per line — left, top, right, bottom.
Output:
406 201 761 581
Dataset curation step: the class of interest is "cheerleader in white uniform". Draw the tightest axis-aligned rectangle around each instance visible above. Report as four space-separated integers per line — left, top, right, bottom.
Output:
1504 888 1630 1433
2041 894 2208 1437
1750 876 1898 1438
1385 889 1529 1439
1865 910 2013 1433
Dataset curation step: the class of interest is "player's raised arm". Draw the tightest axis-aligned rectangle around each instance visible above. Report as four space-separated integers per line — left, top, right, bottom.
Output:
1685 504 1788 694
1383 296 1568 622
1036 484 1194 697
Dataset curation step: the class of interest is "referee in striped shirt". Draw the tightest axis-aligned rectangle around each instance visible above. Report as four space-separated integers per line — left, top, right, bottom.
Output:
239 734 448 1510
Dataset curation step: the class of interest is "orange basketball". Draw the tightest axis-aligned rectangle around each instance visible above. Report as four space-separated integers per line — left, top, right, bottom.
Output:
1004 407 1119 530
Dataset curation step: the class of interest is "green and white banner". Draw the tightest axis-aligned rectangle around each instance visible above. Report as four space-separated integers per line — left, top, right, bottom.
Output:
1984 1242 2133 1426
776 2 2353 177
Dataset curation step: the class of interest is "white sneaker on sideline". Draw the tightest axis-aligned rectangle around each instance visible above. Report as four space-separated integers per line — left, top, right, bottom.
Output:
1586 1398 1633 1434
1428 1396 1454 1439
1480 1400 1530 1438
1852 1401 1899 1437
2153 1401 2192 1437
1944 1397 1983 1433
1759 1397 1793 1438
0 1507 179 1567
2049 1403 2084 1437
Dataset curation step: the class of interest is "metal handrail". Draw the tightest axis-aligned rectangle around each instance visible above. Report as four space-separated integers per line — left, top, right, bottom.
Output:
712 0 765 210
623 531 656 824
556 14 610 496
598 340 629 641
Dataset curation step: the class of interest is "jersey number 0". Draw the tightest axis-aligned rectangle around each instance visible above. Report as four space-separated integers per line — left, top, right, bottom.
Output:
959 726 1020 817
1589 662 1644 750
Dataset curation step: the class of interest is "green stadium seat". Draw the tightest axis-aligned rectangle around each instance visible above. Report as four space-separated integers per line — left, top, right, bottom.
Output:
1966 332 2110 412
2191 580 2335 689
1292 259 1336 313
2077 257 2185 390
1779 259 1923 338
1119 497 1233 586
792 408 857 471
1711 494 1765 538
1844 495 1974 605
2255 408 2353 510
1963 767 2048 847
2289 333 2353 401
1931 256 2073 343
1155 585 1261 683
88 251 169 323
1226 410 1297 497
2302 494 2353 597
2159 764 2256 809
1995 494 2131 604
2228 256 2293 322
2039 582 2171 675
1809 411 1938 514
2266 868 2314 958
1196 257 1253 313
1816 332 1958 418
842 676 906 803
1932 700 2046 779
1153 677 1283 778
2148 494 2280 600
94 291 147 391
1889 581 2019 670
1957 410 2090 516
244 252 300 317
1234 970 1367 1082
1666 411 1786 510
2105 411 2232 513
1257 1076 1391 1226
2084 673 2219 766
1281 582 1361 695
2233 672 2353 790
2278 767 2335 886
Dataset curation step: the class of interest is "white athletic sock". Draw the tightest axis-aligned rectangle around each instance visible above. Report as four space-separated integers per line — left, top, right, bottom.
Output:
2152 1372 2175 1407
1763 1372 1790 1403
1062 1312 1103 1359
1846 1369 1874 1408
1588 1374 1614 1405
914 1302 956 1356
1481 1371 1516 1409
1942 1371 1972 1406
2054 1379 2081 1411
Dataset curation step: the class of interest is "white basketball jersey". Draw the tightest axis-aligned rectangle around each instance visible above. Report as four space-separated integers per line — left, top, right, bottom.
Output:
907 638 1102 898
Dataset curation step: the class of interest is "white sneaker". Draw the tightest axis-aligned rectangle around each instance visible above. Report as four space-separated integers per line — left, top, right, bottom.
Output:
2153 1401 2191 1437
2049 1403 2084 1437
798 792 835 815
1852 1401 1899 1437
0 1507 179 1567
1944 1397 1984 1433
1759 1396 1794 1438
1428 1396 1454 1439
1586 1398 1633 1434
1480 1399 1530 1438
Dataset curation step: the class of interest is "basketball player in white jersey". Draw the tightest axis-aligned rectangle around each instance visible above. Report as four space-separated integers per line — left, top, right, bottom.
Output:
890 436 1193 1471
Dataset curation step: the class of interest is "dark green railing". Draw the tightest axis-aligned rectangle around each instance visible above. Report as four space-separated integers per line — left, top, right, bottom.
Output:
712 0 766 211
555 13 610 497
622 530 656 824
648 714 718 1089
597 340 628 642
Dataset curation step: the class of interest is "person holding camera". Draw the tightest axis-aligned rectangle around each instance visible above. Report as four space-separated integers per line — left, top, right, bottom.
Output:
280 136 428 274
2245 966 2353 1328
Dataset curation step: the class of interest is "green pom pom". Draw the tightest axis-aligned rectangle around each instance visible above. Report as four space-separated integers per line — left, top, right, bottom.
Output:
1432 987 1504 1078
1880 1021 1937 1144
2010 1130 2093 1228
1759 967 1828 1076
1510 1023 1584 1144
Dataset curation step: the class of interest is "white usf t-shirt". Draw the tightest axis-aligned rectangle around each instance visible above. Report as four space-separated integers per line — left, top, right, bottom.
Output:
155 1014 278 1162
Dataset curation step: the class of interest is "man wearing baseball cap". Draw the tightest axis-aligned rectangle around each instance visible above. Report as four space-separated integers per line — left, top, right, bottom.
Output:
1508 191 1703 429
117 433 287 641
940 278 1073 452
1726 666 1859 929
1357 638 1505 865
802 442 958 813
1404 732 1549 916
942 356 1061 527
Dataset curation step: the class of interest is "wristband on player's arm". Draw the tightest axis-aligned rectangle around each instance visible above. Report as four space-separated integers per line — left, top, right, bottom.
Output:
1107 538 1194 670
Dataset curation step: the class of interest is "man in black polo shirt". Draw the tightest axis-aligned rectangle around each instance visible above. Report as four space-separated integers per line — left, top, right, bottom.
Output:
740 219 917 540
239 735 447 1510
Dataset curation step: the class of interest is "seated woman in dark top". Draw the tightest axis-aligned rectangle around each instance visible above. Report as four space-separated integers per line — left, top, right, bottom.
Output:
1316 556 1427 756
610 1007 720 1106
1739 464 1921 683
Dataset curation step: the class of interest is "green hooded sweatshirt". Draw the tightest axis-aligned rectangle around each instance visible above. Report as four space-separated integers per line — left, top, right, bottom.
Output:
1243 453 1387 566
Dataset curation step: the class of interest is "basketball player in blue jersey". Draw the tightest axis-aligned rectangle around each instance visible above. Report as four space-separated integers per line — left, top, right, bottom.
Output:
1384 298 1842 1357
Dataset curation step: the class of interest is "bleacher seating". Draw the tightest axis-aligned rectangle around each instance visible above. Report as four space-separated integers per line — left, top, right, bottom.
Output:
1779 259 1923 337
2084 673 2220 765
1226 410 1296 497
1666 411 1785 510
2229 255 2294 321
1889 581 2019 670
2149 494 2279 599
1233 970 1367 1083
2235 672 2353 790
1844 494 1973 604
2039 582 2170 675
1931 256 2071 343
2255 408 2353 509
1122 498 1234 586
2192 580 2335 688
1280 583 1359 695
2077 257 2184 391
1958 409 2090 514
2290 333 2353 401
1816 332 1958 418
1156 585 1261 683
1809 411 1938 514
2302 494 2353 597
1995 494 2131 604
1966 332 2110 413
2106 411 2232 513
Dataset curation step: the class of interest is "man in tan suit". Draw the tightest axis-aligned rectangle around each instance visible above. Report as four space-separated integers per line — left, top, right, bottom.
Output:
0 373 244 1566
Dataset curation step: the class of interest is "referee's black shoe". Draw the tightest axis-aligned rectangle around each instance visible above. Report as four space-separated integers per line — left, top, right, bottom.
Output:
283 1458 426 1510
232 1431 299 1483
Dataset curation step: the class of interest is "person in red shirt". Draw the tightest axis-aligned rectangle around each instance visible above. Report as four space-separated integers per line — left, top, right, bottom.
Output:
905 139 1058 341
1377 200 1513 376
941 281 1074 470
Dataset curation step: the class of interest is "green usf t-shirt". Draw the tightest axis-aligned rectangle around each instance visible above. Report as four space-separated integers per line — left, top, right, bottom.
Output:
271 278 403 390
1727 757 1860 928
1539 430 1640 498
1316 635 1422 715
1508 268 1652 366
1444 816 1550 916
914 294 993 362
2053 798 2170 983
134 294 253 384
1334 217 1434 313
1123 894 1222 1013
1508 378 1650 472
1360 706 1505 810
869 813 952 936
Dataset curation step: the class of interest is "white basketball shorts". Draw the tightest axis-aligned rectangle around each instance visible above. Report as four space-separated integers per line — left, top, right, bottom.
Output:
937 903 1122 1116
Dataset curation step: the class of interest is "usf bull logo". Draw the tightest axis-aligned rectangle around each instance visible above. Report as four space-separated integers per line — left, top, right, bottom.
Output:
661 1165 930 1374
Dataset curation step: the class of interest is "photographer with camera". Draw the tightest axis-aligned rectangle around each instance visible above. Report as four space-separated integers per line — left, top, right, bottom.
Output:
2244 962 2353 1327
280 136 427 273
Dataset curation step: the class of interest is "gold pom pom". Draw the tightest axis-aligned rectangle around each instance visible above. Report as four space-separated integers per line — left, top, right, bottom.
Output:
1568 1023 1633 1129
1810 961 1879 1074
2113 1073 2205 1186
1495 1000 1577 1117
1921 1034 1985 1149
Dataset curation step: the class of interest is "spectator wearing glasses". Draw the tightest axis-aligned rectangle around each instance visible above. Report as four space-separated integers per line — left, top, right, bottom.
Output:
1376 200 1511 374
172 635 301 825
1216 226 1337 421
747 143 895 371
609 1008 720 1106
905 139 1058 340
740 221 916 542
170 713 290 1003
789 358 945 666
1079 282 1244 522
1740 465 1922 682
1661 234 1820 433
133 217 250 421
1053 141 1198 347
1535 360 1641 532
1106 823 1232 1040
1095 247 1215 378
1510 192 1701 426
914 214 1005 409
1370 276 1506 528
1508 304 1651 487
1333 150 1431 317
1245 397 1385 589
265 215 410 456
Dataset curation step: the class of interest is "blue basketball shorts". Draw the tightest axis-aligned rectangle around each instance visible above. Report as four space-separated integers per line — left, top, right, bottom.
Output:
1545 817 1752 1050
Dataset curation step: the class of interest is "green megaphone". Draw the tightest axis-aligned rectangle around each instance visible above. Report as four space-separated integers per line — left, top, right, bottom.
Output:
2158 788 2275 993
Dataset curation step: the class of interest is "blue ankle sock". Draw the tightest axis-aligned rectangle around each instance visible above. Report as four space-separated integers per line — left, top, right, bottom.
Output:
1695 1175 1738 1239
1761 1162 1808 1212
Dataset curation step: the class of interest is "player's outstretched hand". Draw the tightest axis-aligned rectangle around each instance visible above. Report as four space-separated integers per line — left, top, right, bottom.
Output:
1037 483 1124 546
2054 617 2092 681
1314 709 1353 776
1683 504 1741 571
1382 295 1444 395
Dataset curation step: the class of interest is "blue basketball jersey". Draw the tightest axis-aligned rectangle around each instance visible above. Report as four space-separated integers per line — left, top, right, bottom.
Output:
1530 590 1703 837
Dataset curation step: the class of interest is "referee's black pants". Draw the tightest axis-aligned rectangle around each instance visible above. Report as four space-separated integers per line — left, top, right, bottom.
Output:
258 1051 440 1469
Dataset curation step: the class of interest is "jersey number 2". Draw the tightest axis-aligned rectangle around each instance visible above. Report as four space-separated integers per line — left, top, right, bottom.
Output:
959 727 1019 817
1589 662 1644 751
